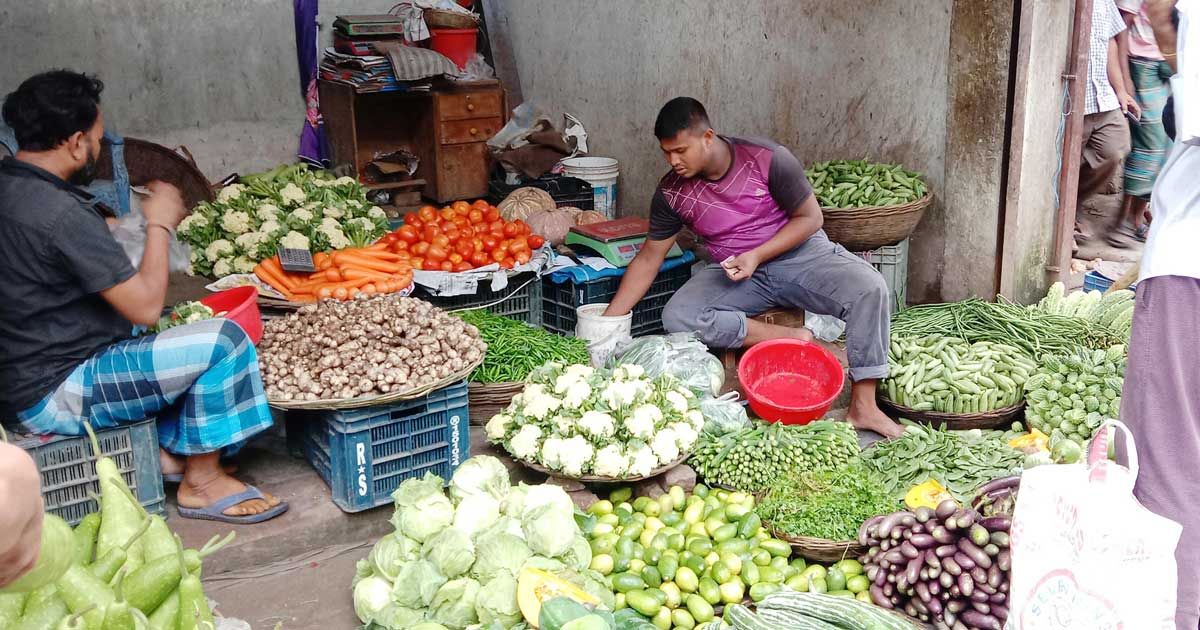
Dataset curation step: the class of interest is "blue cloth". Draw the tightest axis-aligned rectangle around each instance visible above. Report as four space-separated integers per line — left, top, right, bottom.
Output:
17 319 274 456
548 250 697 285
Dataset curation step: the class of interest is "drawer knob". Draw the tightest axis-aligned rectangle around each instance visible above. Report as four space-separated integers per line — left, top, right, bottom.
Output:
470 127 479 135
466 103 476 112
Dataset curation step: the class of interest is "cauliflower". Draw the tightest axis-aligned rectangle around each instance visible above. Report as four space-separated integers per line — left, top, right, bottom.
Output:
540 436 566 470
550 414 575 435
259 219 283 236
212 257 233 278
354 217 376 232
679 386 696 399
562 380 592 410
289 208 314 224
558 436 595 477
665 390 690 415
235 231 266 253
177 212 209 236
686 409 705 432
578 411 615 439
623 412 656 440
216 183 244 203
279 231 310 250
368 206 387 219
603 381 643 409
627 443 658 477
564 364 595 381
613 364 645 381
522 391 562 421
508 425 543 460
323 206 345 219
279 182 306 206
204 239 234 263
335 176 358 186
321 225 351 250
554 372 582 395
221 210 253 235
256 203 281 221
485 414 513 441
650 427 680 464
668 421 698 451
232 256 257 274
593 444 629 478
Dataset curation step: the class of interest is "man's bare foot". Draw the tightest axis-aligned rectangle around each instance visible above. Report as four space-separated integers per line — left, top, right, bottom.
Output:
847 404 904 439
178 471 281 517
791 327 814 342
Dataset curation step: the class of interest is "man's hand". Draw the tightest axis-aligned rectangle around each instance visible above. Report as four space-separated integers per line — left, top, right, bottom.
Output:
141 181 188 230
721 250 761 282
0 444 44 589
1120 92 1143 119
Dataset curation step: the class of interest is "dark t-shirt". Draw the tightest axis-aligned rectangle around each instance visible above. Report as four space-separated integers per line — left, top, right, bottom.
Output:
648 136 815 261
0 157 134 415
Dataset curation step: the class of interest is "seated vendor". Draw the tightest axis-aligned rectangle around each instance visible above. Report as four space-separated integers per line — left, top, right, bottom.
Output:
0 70 287 523
605 97 903 438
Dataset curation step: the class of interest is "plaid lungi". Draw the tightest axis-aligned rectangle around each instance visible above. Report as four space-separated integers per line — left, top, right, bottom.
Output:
17 318 274 456
1125 56 1175 198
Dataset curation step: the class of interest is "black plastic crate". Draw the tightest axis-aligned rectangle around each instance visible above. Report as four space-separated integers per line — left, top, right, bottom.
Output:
487 173 594 210
542 264 693 338
415 272 542 326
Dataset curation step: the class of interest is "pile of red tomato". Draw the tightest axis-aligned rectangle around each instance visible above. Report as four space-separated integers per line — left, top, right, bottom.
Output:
376 199 547 272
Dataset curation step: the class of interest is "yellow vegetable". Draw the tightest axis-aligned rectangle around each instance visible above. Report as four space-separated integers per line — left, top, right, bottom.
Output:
517 568 602 628
904 479 955 510
1008 428 1050 454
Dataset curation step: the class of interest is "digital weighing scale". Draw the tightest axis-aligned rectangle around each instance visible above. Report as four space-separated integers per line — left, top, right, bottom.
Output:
565 217 684 267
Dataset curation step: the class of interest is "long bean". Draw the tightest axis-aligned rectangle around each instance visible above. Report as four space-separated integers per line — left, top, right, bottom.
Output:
456 310 589 383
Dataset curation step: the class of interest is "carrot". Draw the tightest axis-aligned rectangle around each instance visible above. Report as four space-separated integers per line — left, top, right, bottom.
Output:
366 242 391 251
291 294 318 303
262 257 298 290
253 265 290 294
342 267 391 282
312 252 330 267
332 252 403 273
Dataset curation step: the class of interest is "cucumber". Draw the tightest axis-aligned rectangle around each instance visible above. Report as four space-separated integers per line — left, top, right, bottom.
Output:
759 591 918 630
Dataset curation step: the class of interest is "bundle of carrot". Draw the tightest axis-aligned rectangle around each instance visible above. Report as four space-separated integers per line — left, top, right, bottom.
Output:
252 245 414 303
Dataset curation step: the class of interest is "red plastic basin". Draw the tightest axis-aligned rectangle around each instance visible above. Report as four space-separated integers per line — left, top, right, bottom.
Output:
199 286 263 344
738 338 845 425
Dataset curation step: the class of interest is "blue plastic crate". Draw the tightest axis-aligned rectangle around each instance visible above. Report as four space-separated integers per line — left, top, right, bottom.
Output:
15 419 166 525
541 264 693 338
1083 270 1114 293
298 381 471 512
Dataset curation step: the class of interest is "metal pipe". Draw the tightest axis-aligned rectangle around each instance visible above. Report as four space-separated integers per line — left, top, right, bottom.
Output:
1048 0 1094 278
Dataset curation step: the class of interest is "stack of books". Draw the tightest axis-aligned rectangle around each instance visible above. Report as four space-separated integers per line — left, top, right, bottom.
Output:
319 48 433 93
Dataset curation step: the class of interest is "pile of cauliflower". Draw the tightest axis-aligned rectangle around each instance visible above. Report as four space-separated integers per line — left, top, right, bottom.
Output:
178 168 389 277
485 363 704 479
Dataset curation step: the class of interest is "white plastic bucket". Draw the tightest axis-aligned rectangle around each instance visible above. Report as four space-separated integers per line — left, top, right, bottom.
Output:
561 157 619 219
575 303 632 367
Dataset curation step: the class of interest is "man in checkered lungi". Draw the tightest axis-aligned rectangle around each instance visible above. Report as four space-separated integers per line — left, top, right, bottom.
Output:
0 71 287 524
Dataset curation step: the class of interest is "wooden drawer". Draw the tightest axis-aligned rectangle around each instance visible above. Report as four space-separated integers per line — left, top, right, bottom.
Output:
438 91 503 120
439 117 502 145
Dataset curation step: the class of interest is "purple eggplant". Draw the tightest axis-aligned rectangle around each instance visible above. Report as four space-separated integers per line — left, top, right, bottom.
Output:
901 541 921 559
990 592 1007 605
911 533 937 549
916 581 932 602
961 610 1002 630
912 598 930 616
993 605 1009 622
979 516 1011 532
878 511 914 539
927 596 943 615
925 552 941 568
916 506 935 523
971 588 990 602
885 550 906 565
987 565 1002 588
958 538 993 569
929 580 942 596
972 567 989 584
954 552 976 571
932 526 956 545
943 556 962 576
947 599 965 613
936 499 958 521
870 584 893 608
906 556 923 585
940 571 956 588
959 573 975 598
935 544 958 558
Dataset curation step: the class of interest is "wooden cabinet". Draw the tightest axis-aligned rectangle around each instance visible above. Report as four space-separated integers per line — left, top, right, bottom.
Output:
318 80 506 203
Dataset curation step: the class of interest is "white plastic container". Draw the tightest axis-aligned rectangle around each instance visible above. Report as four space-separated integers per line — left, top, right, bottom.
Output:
575 303 632 367
561 156 619 219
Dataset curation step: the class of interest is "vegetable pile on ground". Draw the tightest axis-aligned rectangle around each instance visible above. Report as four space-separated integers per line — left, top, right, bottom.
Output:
0 424 232 629
585 485 796 628
891 298 1122 358
1036 282 1135 342
485 364 704 479
756 460 897 542
690 420 859 493
351 456 613 629
259 296 486 402
805 160 928 208
455 310 589 384
859 496 1013 629
252 246 415 303
380 200 548 272
1023 345 1126 452
704 591 921 629
150 301 216 333
859 422 1024 503
884 337 1034 413
178 163 388 277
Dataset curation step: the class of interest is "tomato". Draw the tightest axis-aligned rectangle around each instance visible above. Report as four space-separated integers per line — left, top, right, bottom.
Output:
381 233 399 244
514 250 532 265
411 241 430 256
485 219 502 234
491 248 507 263
418 206 437 223
448 252 464 265
440 260 454 272
453 261 473 272
439 207 457 222
527 235 546 249
422 225 441 242
427 244 448 262
393 250 411 262
482 235 499 250
472 198 490 210
509 240 530 255
467 210 484 224
453 217 470 229
472 237 485 252
485 207 501 222
499 258 515 270
512 219 531 235
470 251 490 267
498 239 511 252
439 219 457 232
409 256 425 268
403 212 422 227
422 259 442 271
391 239 409 251
431 234 450 249
454 240 475 258
444 228 461 243
502 222 519 237
396 225 420 244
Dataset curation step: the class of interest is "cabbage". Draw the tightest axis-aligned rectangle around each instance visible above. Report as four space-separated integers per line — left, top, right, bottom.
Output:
369 533 422 580
475 574 522 627
518 484 574 520
412 624 451 630
391 483 455 543
371 604 425 629
453 494 501 539
503 483 528 518
392 560 447 608
430 577 481 629
521 503 577 558
561 535 593 572
481 515 526 541
471 532 532 582
353 575 394 624
422 528 476 578
449 455 511 503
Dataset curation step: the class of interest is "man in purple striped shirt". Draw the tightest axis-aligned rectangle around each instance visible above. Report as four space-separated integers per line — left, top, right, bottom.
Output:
605 98 902 438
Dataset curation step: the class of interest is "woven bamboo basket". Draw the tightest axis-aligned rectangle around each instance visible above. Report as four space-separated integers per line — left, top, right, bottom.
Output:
517 453 690 484
877 395 1025 431
424 8 479 29
765 525 868 564
468 381 523 425
95 138 214 209
821 194 932 252
267 355 482 411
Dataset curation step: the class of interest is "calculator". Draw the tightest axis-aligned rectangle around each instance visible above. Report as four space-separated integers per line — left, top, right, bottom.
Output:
277 248 317 273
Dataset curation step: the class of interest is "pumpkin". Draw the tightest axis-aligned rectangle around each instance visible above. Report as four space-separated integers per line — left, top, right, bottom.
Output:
574 210 606 226
526 206 582 245
498 187 556 221
517 568 601 628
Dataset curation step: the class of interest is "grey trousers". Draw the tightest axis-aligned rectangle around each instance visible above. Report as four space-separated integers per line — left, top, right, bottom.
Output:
662 231 891 381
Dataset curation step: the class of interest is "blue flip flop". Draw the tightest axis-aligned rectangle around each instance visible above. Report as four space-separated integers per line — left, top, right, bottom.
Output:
177 485 289 524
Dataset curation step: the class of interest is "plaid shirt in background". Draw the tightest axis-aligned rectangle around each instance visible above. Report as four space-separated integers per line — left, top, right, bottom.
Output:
1087 0 1129 114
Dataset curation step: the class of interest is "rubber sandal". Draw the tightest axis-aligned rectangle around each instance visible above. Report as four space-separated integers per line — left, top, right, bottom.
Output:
1134 225 1149 242
177 484 289 524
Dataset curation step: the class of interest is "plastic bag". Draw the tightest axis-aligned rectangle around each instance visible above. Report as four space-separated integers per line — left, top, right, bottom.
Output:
111 192 191 272
699 392 749 435
1008 421 1181 628
804 313 845 342
609 333 725 396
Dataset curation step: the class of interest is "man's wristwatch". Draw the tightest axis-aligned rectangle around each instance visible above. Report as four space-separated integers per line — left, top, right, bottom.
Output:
147 223 176 238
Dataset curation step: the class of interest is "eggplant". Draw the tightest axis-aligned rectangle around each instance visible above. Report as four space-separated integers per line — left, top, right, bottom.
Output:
969 524 990 546
988 565 1002 588
953 621 970 630
884 582 895 596
940 571 956 588
887 572 897 583
881 539 894 551
897 573 910 593
911 523 925 535
870 584 893 608
912 598 930 616
984 543 1001 557
878 511 912 539
874 568 887 586
911 533 937 549
993 604 1009 622
926 596 943 615
976 580 997 596
871 544 883 556
916 506 935 523
997 549 1011 572
906 556 923 585
961 610 1002 630
950 585 961 598
900 541 921 559
971 588 990 602
920 568 930 581
905 602 919 618
861 514 884 543
979 516 1012 532
959 573 974 598
925 552 941 568
867 565 880 581
959 538 993 569
932 526 956 544
935 544 958 558
972 567 989 585
943 556 962 576
947 599 966 613
954 551 976 571
936 499 958 521
929 580 941 596
989 530 1011 548
885 550 906 565
943 610 957 626
916 581 932 603
973 475 1020 500
990 592 1007 605
929 566 941 579
955 510 976 530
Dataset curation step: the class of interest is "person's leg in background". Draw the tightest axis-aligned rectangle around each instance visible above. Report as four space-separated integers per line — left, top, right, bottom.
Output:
1119 276 1200 629
1078 109 1133 248
1111 57 1173 243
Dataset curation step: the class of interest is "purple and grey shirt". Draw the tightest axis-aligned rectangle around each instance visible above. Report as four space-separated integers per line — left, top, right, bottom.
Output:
648 136 815 261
